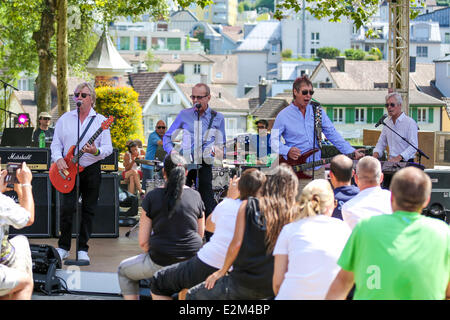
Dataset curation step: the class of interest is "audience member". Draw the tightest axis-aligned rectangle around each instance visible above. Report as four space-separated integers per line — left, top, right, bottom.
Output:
185 164 298 300
272 179 351 299
122 141 144 196
341 156 392 229
326 167 450 300
151 168 266 300
329 155 359 220
117 154 205 300
0 163 34 300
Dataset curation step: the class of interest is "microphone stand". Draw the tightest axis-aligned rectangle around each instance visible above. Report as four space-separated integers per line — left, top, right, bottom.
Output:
195 104 201 190
380 119 429 165
0 79 19 128
65 102 89 266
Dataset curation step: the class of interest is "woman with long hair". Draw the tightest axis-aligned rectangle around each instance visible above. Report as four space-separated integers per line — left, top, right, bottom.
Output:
185 164 299 300
117 153 205 300
151 168 266 300
122 141 144 196
272 179 351 300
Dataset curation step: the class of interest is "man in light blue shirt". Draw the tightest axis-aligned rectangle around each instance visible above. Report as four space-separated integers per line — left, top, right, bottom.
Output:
271 76 364 192
141 120 166 190
163 83 226 218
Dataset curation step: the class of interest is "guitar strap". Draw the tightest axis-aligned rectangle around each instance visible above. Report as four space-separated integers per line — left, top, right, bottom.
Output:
312 102 323 150
76 115 96 147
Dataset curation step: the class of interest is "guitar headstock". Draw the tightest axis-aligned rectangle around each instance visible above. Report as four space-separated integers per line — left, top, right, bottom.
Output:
102 116 114 130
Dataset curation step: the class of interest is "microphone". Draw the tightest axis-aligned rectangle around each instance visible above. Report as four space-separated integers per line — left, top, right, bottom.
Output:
76 101 82 108
375 114 387 128
194 103 201 109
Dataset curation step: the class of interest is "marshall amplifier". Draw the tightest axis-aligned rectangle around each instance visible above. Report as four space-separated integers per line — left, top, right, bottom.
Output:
100 148 118 172
423 169 450 223
0 147 51 171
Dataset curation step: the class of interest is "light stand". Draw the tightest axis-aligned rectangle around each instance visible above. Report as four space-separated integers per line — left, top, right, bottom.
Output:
379 118 429 165
0 79 19 129
65 101 89 266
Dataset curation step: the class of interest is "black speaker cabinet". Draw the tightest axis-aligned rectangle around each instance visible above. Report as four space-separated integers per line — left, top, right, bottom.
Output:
8 173 53 237
424 169 450 223
55 173 120 238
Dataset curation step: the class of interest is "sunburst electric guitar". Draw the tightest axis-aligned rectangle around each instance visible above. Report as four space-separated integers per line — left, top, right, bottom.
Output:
49 116 114 193
279 148 365 180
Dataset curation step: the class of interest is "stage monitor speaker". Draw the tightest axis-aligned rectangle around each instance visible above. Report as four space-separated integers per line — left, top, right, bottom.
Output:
7 173 53 237
54 173 120 238
30 244 62 294
423 169 450 223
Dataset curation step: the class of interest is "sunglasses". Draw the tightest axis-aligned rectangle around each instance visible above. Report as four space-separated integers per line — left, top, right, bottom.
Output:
40 117 51 120
385 103 397 108
300 90 314 96
74 92 91 98
190 95 208 100
157 126 166 129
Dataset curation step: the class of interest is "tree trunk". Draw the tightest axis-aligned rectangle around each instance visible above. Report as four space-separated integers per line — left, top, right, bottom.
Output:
57 0 69 116
32 0 56 123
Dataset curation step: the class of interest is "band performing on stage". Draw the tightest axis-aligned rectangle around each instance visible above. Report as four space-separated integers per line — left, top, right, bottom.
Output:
1 77 448 301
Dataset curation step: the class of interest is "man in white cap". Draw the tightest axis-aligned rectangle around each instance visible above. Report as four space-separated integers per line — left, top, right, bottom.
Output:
32 112 54 145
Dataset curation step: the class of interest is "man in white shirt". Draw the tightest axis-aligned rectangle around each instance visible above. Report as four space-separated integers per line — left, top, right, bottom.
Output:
0 163 35 300
342 156 392 229
372 92 418 163
51 82 113 264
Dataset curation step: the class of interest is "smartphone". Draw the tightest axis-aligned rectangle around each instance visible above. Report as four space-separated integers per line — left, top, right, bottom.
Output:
5 162 20 184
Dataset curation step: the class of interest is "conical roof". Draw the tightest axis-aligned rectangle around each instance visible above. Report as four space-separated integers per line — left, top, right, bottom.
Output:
86 31 133 76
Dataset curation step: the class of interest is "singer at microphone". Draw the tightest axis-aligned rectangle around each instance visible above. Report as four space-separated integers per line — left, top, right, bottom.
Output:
372 92 418 164
161 83 226 222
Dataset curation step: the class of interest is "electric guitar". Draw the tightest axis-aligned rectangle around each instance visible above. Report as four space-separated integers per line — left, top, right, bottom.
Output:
279 148 365 180
49 116 114 193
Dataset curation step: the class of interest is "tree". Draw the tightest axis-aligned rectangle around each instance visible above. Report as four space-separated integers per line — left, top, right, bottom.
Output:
281 49 293 59
316 47 340 59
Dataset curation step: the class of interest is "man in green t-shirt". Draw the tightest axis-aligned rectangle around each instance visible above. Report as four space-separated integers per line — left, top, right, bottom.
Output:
326 167 450 300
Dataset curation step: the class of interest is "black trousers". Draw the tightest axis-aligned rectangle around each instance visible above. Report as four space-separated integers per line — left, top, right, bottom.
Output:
58 161 101 252
186 162 216 218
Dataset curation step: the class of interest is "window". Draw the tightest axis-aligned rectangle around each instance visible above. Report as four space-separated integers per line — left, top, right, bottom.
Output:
167 38 181 50
414 26 429 39
152 37 166 50
159 91 173 105
134 36 147 51
225 118 238 137
271 44 278 55
194 64 201 74
333 108 345 123
311 32 319 45
215 72 223 79
417 107 427 123
416 46 428 57
445 33 450 44
117 37 130 50
355 108 366 123
310 48 317 57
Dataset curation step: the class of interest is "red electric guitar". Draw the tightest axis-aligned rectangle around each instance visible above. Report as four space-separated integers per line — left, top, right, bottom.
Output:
279 148 364 180
49 116 114 193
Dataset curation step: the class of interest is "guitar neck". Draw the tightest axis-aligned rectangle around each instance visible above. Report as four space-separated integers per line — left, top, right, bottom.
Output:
294 151 357 172
72 127 104 163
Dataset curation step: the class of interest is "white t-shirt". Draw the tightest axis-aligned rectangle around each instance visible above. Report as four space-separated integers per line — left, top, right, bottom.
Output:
273 215 351 300
0 193 31 242
342 186 392 229
197 198 242 269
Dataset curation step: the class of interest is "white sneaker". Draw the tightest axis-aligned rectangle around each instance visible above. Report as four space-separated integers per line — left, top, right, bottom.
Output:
77 251 90 263
56 248 69 261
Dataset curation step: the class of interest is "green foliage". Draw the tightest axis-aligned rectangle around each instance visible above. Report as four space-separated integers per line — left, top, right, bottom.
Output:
316 47 340 59
95 86 144 153
281 49 293 59
145 49 161 72
344 48 366 60
369 47 382 60
174 74 185 83
364 54 378 61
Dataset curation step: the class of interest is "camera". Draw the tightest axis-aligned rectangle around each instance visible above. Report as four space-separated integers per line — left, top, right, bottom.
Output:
5 162 20 185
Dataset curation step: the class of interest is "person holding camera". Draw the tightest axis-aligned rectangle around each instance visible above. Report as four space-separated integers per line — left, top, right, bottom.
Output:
0 162 35 300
